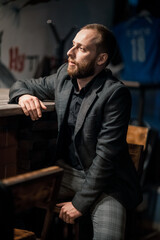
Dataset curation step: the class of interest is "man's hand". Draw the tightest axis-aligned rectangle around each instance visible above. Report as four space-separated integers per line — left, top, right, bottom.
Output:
56 202 82 224
18 94 47 121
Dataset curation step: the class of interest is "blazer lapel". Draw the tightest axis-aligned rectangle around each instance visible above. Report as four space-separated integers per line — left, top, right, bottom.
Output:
74 74 106 136
57 80 73 127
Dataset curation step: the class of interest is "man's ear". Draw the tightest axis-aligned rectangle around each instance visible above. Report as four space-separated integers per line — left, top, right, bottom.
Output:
96 53 108 66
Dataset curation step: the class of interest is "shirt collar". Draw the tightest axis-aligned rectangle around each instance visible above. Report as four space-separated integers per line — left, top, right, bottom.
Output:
71 77 97 95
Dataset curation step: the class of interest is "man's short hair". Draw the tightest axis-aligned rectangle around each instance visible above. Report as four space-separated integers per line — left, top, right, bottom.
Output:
81 23 117 66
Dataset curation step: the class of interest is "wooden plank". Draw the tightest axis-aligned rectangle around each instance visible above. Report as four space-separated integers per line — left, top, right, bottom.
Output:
127 125 149 150
2 166 63 213
2 166 62 185
0 88 55 117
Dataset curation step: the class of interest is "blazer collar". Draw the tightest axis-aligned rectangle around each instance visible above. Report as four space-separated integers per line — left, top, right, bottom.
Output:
58 68 111 133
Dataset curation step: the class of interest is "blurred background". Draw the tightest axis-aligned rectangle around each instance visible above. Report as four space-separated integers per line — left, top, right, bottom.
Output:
0 0 160 239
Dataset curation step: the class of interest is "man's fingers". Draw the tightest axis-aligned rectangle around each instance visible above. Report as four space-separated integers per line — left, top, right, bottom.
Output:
25 99 39 121
19 100 36 120
56 202 65 207
40 101 47 110
68 218 75 224
59 207 65 219
56 202 81 224
18 95 45 121
59 209 75 224
34 99 43 118
24 101 35 120
19 101 29 116
65 215 75 224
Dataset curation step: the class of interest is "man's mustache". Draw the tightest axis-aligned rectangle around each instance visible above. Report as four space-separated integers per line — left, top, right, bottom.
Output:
68 58 77 65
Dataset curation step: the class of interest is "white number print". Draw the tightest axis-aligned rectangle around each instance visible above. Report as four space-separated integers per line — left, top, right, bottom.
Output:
131 36 146 62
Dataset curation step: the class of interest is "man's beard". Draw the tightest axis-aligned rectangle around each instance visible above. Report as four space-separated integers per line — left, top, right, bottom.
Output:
67 58 96 79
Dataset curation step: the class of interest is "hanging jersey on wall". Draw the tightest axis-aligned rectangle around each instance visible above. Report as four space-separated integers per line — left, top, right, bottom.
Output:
113 11 160 83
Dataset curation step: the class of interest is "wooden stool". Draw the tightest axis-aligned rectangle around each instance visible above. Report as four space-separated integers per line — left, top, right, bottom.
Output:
2 166 63 240
14 228 36 240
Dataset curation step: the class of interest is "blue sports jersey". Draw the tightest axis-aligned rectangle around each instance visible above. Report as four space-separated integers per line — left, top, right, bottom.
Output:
113 11 160 83
113 11 160 125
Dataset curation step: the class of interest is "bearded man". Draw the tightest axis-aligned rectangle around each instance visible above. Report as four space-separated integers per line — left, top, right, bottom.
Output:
9 23 142 240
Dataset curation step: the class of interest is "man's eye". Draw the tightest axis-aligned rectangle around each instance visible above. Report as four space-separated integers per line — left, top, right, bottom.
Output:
80 47 85 51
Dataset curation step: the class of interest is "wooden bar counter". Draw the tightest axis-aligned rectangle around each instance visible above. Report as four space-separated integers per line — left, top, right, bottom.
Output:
0 89 56 179
0 88 55 117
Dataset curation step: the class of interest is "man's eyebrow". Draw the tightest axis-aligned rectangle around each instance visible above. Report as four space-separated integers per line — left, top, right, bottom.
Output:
72 40 88 48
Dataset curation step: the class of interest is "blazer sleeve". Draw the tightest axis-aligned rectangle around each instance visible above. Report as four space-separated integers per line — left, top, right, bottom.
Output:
9 63 67 103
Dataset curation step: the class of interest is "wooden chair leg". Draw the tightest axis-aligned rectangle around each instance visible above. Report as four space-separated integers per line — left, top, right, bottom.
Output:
14 228 36 240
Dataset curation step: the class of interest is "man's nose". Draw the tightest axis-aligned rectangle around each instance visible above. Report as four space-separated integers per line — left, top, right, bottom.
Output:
67 46 75 57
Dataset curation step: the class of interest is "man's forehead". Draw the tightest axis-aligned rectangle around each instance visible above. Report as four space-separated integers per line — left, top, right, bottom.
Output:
74 29 100 46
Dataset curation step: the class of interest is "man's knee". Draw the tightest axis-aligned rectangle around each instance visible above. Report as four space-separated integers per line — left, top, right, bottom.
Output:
91 194 126 240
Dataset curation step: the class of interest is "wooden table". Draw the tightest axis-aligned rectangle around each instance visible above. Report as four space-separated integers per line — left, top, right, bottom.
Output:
0 88 56 179
0 88 55 117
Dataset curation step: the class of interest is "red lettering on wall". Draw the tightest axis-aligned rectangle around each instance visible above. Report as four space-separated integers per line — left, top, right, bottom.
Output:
9 47 25 72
